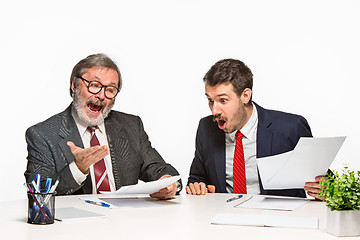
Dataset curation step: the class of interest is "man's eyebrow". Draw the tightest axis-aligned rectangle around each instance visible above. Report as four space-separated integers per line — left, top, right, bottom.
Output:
205 93 229 98
93 76 118 87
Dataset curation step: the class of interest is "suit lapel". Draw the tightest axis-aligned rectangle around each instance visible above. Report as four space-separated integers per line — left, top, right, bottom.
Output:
104 115 128 190
58 106 84 164
255 103 273 158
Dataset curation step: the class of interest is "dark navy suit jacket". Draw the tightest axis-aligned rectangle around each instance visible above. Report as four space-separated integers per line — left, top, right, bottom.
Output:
187 102 312 198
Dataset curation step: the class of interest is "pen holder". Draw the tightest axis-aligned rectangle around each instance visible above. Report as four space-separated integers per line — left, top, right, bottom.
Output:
27 191 55 224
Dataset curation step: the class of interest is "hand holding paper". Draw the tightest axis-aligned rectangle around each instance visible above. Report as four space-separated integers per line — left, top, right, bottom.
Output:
101 175 181 198
149 175 178 199
256 136 346 190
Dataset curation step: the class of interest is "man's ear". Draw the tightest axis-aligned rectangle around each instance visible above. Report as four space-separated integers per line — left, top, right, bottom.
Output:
241 88 252 104
71 79 75 95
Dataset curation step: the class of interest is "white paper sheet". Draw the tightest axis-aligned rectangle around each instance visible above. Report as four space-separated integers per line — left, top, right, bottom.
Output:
101 175 181 194
256 136 346 189
55 207 106 221
212 213 318 229
234 195 308 211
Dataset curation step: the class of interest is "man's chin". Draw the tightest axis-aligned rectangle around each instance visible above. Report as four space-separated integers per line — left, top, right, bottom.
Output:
84 115 105 127
74 108 105 126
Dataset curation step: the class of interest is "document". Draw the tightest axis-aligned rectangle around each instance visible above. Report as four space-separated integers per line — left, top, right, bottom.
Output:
55 207 105 221
256 136 346 189
212 213 318 229
234 195 309 211
101 175 181 194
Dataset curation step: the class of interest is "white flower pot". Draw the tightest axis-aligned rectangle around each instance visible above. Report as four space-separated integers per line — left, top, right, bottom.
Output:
326 207 360 237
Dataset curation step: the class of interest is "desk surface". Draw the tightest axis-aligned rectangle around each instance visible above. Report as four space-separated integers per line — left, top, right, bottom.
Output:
0 193 354 240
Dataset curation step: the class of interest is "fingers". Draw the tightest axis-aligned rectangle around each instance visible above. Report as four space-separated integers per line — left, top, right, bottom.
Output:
150 182 177 200
315 175 326 182
304 180 324 201
207 185 216 193
186 182 215 195
67 141 110 174
306 190 325 201
67 141 82 155
186 182 203 195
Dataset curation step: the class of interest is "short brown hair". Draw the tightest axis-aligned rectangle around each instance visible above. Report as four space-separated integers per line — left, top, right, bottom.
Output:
203 58 253 97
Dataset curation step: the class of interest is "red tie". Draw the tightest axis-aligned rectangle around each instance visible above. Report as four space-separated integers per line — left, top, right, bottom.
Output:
88 127 110 194
233 131 247 194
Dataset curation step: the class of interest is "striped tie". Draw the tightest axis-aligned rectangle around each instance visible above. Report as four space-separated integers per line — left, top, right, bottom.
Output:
88 127 110 194
233 130 246 194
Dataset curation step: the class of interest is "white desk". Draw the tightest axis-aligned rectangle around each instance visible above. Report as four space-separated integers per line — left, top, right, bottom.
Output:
0 193 353 240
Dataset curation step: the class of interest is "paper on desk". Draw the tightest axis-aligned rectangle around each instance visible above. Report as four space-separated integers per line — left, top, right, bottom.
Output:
256 136 346 189
55 207 105 221
234 195 308 211
212 213 318 229
101 175 181 194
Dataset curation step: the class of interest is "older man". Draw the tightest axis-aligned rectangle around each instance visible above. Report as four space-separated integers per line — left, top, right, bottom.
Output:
25 53 180 199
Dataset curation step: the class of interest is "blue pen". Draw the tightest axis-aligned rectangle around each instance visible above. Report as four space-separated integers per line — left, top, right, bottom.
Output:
226 195 243 202
36 174 41 192
85 200 110 208
45 178 52 193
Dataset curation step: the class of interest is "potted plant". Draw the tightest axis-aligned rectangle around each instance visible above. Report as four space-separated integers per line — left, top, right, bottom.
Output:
319 166 360 237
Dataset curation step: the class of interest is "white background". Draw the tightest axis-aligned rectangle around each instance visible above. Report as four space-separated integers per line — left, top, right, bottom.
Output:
1 0 359 201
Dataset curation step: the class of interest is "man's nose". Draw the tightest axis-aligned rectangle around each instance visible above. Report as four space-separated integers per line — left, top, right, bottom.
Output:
211 102 222 115
95 88 106 100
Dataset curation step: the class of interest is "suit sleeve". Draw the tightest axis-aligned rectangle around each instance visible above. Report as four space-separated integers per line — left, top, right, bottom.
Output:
24 126 83 195
187 120 211 185
137 117 180 183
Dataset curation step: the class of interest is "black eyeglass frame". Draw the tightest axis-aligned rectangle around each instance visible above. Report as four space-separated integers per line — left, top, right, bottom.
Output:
77 75 119 99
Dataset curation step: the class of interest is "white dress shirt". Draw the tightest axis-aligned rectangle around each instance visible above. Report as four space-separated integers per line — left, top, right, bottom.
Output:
225 103 260 194
69 110 116 193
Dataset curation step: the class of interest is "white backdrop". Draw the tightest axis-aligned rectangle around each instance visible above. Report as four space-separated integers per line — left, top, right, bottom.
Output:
1 0 359 201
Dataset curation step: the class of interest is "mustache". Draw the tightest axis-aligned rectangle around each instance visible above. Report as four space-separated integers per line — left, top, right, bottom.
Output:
212 115 226 122
86 98 106 108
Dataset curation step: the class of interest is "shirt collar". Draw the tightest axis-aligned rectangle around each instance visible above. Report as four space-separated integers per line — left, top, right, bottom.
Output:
227 102 258 142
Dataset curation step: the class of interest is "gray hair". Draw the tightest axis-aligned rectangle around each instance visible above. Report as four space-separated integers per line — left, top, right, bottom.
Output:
69 53 122 97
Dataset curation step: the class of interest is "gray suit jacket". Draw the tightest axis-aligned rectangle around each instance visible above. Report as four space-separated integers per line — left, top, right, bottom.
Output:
24 104 179 195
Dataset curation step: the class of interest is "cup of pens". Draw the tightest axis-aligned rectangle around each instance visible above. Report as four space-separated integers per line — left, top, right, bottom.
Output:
27 191 55 224
25 174 59 225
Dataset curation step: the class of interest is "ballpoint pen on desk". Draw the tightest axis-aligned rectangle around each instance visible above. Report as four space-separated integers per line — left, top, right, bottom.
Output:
85 200 111 208
226 195 243 202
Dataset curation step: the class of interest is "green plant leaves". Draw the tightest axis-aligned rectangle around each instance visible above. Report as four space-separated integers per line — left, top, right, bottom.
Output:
319 166 360 211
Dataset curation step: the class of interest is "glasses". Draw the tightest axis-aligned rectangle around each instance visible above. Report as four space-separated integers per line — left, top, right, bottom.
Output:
77 76 119 99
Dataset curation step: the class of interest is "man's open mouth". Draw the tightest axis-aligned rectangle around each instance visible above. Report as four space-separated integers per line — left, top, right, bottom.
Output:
87 102 103 113
218 119 226 126
213 115 227 129
218 119 226 128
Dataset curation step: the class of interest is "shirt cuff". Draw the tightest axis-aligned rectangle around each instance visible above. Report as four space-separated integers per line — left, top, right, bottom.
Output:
69 161 88 184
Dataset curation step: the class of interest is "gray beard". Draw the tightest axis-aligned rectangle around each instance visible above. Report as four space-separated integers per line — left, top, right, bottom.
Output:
72 89 114 127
